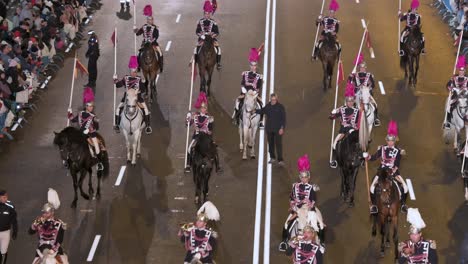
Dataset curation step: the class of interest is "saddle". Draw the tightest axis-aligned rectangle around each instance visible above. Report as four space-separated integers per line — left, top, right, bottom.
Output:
86 137 106 151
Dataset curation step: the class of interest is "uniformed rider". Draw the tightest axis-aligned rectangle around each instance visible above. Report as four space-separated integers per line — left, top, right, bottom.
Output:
195 1 222 70
347 54 381 126
364 120 409 214
329 83 360 168
231 47 264 127
398 0 426 56
286 225 324 264
444 55 468 129
0 190 17 264
67 98 104 171
313 0 341 60
113 55 152 134
134 5 164 73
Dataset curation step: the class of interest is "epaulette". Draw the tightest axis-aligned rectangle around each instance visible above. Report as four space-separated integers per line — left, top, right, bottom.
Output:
5 202 14 209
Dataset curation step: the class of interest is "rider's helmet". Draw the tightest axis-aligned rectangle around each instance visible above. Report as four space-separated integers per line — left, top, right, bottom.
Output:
385 120 399 142
297 154 311 179
249 48 260 66
194 92 208 110
42 203 55 213
143 4 153 21
303 225 316 234
329 0 339 14
203 0 214 15
344 82 356 102
354 52 366 71
410 0 419 11
128 55 139 72
87 30 98 45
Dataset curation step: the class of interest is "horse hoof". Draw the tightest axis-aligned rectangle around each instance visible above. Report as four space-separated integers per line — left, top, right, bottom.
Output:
96 193 101 200
380 251 385 258
194 196 199 204
82 194 90 200
372 231 376 237
71 201 77 208
348 201 355 208
251 155 256 159
248 145 253 149
131 163 136 167
242 156 247 160
127 160 131 164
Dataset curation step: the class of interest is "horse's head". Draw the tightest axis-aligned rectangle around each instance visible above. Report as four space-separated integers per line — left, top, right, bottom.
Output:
376 167 395 204
458 93 468 115
125 89 139 116
244 90 258 112
359 86 371 105
142 42 155 64
53 131 69 163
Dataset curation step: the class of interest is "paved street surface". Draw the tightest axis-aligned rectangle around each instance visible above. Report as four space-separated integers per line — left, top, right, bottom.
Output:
0 0 467 263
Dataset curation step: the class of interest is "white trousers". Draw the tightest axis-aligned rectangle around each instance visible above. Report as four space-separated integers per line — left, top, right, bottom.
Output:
0 229 11 254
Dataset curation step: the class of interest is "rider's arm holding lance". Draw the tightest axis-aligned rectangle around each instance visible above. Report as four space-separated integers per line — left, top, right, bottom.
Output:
134 26 144 35
28 217 41 235
367 146 382 162
114 77 125 88
211 22 219 38
67 109 78 123
328 107 341 120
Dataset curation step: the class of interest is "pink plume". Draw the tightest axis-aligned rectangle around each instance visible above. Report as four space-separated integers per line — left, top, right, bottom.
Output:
387 120 398 137
329 0 340 11
194 92 208 109
457 55 466 69
128 55 139 69
83 87 94 104
203 0 214 13
249 48 260 63
345 82 355 97
354 52 364 65
410 0 419 9
143 4 152 17
297 155 310 172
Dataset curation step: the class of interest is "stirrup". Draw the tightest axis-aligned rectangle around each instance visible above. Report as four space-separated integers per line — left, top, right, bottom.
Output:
97 162 104 171
259 121 264 128
399 50 404 57
216 63 222 70
114 125 120 133
401 204 408 213
184 166 191 173
329 160 337 169
370 205 378 214
278 241 288 252
373 119 381 127
443 122 451 130
145 126 153 134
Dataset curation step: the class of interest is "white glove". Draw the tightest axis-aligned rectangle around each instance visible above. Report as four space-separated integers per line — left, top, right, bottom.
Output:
312 184 320 192
67 108 72 113
318 15 323 20
201 35 206 40
331 109 337 114
241 86 247 94
83 129 89 135
133 25 137 30
113 74 117 80
186 112 192 119
362 152 369 158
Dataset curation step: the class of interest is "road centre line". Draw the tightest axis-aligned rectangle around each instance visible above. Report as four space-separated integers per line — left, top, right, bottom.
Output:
406 179 416 200
378 81 386 95
165 41 172 51
176 14 181 23
114 166 126 186
86 235 101 262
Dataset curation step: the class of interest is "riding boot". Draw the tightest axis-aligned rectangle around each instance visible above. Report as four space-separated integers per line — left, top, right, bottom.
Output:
278 227 289 252
370 193 378 214
114 114 121 133
216 54 222 70
126 2 130 8
144 115 152 134
120 2 124 9
231 108 239 125
400 192 408 213
185 153 191 172
259 113 264 128
1 253 7 264
312 46 319 60
159 54 164 73
444 111 452 129
373 108 381 127
421 39 426 55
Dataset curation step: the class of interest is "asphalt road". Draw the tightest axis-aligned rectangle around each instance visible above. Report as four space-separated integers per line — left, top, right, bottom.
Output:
0 0 466 263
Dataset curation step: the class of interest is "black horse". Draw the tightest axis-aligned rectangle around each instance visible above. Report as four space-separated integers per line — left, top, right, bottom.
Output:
400 26 423 87
197 35 217 97
53 127 109 208
459 142 468 204
139 42 160 104
336 130 362 207
318 33 339 91
190 133 220 207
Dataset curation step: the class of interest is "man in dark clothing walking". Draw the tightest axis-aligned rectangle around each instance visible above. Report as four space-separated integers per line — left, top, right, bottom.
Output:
0 190 17 264
85 30 100 88
257 93 286 165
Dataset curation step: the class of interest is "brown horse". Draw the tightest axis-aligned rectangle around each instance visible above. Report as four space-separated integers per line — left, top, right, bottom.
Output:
318 32 339 91
371 167 400 260
197 35 217 97
139 42 160 104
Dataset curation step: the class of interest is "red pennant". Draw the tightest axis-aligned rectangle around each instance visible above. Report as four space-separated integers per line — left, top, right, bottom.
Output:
365 31 372 49
337 60 344 83
111 30 116 47
75 59 88 79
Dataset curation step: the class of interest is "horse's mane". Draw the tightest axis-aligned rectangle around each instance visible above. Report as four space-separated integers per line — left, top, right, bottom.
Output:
194 133 216 158
54 127 87 146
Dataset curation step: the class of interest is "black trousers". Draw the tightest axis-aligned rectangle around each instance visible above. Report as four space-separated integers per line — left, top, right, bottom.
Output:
88 59 98 87
267 131 283 161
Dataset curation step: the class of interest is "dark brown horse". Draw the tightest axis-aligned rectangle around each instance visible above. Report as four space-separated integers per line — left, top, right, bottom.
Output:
400 26 423 87
318 33 339 91
371 167 400 260
139 42 160 104
336 130 362 207
197 35 217 97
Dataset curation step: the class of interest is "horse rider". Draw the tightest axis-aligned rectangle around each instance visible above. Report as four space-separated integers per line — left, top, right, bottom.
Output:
29 193 67 264
398 208 438 264
185 92 214 172
444 55 468 129
286 225 324 264
328 83 360 169
85 30 100 88
113 55 152 134
195 0 222 70
279 155 320 252
0 190 17 264
398 0 426 56
312 0 342 60
364 120 409 214
231 47 264 127
67 97 104 171
178 202 219 264
134 5 164 73
347 53 381 127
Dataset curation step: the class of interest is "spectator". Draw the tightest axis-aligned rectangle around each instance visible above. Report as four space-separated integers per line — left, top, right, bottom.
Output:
0 44 12 65
256 93 286 165
19 2 33 22
0 190 17 262
12 7 21 29
0 92 11 138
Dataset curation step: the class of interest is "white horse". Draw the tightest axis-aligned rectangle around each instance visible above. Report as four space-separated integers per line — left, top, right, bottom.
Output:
32 249 69 264
239 90 261 160
120 89 145 165
355 86 376 141
443 94 468 152
285 205 325 245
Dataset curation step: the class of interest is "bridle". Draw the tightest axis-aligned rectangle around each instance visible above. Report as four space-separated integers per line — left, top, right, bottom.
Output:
124 94 141 135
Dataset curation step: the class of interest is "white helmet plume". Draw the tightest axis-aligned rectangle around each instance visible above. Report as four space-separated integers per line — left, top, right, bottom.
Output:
197 201 220 221
47 188 61 210
407 208 426 231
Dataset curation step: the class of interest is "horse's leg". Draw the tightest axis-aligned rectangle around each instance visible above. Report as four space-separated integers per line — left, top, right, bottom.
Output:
71 169 78 208
78 169 90 200
348 167 359 207
87 168 94 198
454 129 459 151
204 169 211 202
242 125 249 160
328 61 334 90
96 170 102 200
380 214 386 257
321 61 328 91
414 54 420 85
408 56 413 85
393 216 399 260
136 130 142 157
250 122 259 158
199 68 206 93
194 171 201 206
207 67 214 97
371 214 377 237
385 218 391 248
339 169 346 201
239 123 244 151
131 133 138 165
124 131 131 163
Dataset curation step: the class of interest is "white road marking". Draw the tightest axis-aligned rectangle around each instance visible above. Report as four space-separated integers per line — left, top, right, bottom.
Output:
171 209 184 213
406 179 416 200
86 235 101 262
156 74 160 84
176 14 181 23
356 0 360 3
370 47 375 59
361 19 366 29
114 166 126 186
11 119 22 131
174 196 187 200
165 41 172 51
378 81 386 95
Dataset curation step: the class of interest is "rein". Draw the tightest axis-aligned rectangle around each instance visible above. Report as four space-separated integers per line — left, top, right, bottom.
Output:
124 102 141 135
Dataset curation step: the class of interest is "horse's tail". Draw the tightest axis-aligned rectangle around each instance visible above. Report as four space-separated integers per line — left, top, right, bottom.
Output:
98 151 110 179
443 125 456 145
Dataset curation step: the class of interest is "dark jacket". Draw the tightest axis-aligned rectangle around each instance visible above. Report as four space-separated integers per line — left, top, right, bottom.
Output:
256 102 286 133
0 201 18 237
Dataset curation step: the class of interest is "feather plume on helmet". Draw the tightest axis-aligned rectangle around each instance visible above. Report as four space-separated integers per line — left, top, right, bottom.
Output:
386 120 399 142
410 0 420 10
197 201 220 222
407 208 426 234
457 55 466 71
297 154 311 178
203 0 214 13
194 92 208 109
83 86 95 106
354 52 365 69
128 55 139 71
329 0 340 12
143 4 153 18
344 82 355 101
42 188 60 213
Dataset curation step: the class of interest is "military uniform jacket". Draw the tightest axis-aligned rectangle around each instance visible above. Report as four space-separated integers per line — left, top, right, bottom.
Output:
136 24 159 44
0 201 17 234
447 75 468 92
196 18 219 38
180 226 216 258
370 145 402 169
348 72 376 90
241 71 263 92
115 75 147 94
321 16 339 34
401 12 421 28
398 239 438 264
330 106 359 129
68 111 99 134
86 42 100 60
289 182 316 210
30 217 66 250
288 238 323 264
188 113 214 135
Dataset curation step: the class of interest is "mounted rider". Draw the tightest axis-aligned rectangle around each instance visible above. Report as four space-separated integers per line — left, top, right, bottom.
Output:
185 92 214 172
134 4 164 72
178 202 219 264
347 53 381 126
195 0 222 70
364 120 409 214
231 47 264 127
398 208 438 264
313 0 342 60
328 83 360 168
444 55 468 129
279 155 320 252
398 0 426 56
67 87 104 171
286 225 324 264
113 55 152 134
29 189 68 264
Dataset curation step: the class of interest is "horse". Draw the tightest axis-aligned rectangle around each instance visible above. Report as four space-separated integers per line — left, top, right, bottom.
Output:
190 133 220 207
139 42 160 104
33 249 69 264
120 89 145 165
443 92 468 153
238 90 261 160
356 86 376 140
400 26 423 87
197 34 217 97
461 152 468 204
318 33 339 91
53 127 109 208
371 167 400 259
336 130 362 207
